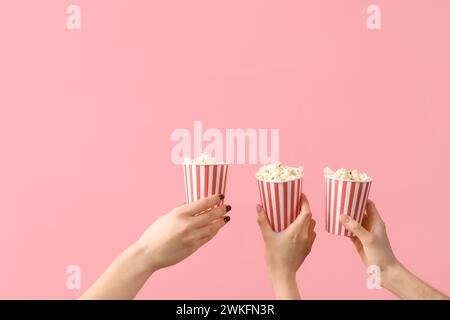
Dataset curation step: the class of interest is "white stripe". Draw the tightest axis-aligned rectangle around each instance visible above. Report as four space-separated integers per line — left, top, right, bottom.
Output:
192 166 198 201
215 165 222 194
329 179 336 234
325 178 329 232
183 166 187 203
348 182 359 236
207 166 213 197
341 182 352 235
185 166 191 203
334 180 343 235
199 166 205 199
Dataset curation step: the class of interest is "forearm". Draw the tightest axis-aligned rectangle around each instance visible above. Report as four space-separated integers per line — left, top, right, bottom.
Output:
80 242 155 300
270 272 301 300
382 261 448 300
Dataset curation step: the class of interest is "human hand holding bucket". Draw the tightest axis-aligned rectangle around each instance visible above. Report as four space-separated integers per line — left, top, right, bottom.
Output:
256 163 304 232
324 167 372 237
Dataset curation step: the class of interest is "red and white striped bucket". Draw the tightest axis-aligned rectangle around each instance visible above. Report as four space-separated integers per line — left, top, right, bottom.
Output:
183 164 229 205
325 176 372 237
257 177 303 232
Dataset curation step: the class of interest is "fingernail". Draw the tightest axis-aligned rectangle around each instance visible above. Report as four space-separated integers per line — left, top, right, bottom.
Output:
219 194 225 200
341 215 350 223
224 216 231 223
226 205 232 212
256 204 262 211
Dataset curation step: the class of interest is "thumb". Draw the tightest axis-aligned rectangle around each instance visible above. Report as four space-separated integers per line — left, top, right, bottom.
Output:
256 204 273 238
340 214 372 244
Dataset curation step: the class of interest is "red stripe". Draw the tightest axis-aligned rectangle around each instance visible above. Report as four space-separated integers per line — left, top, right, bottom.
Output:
290 180 295 224
204 165 209 198
258 181 263 207
196 166 201 201
337 181 348 236
266 182 275 231
211 165 217 195
344 182 356 236
261 181 270 228
274 183 281 232
353 182 365 228
326 178 331 232
295 179 302 218
189 165 195 203
221 166 228 205
359 182 371 224
289 181 295 223
218 166 224 196
283 182 288 229
331 179 339 234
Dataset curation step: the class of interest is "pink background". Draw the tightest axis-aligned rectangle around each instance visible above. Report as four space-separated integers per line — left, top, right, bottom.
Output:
1 0 449 299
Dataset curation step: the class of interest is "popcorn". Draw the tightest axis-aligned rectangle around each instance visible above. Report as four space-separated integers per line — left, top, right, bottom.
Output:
183 154 221 165
256 163 304 182
324 167 371 182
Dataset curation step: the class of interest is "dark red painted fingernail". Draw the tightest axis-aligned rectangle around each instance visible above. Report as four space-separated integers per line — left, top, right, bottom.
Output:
226 205 232 212
219 194 225 200
224 216 231 223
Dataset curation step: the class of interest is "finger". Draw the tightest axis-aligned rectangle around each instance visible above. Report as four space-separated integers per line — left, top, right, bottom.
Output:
256 204 273 239
192 204 231 227
309 219 316 234
339 215 372 244
300 194 311 214
310 231 317 246
365 200 384 228
179 194 224 216
196 216 228 239
287 210 312 232
350 235 364 255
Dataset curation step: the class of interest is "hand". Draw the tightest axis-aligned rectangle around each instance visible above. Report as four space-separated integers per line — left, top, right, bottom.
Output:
339 200 397 277
136 194 231 273
340 200 448 299
257 194 316 299
81 194 231 300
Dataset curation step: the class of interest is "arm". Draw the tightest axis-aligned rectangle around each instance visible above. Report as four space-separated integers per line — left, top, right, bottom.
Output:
81 194 232 300
79 242 155 300
340 200 448 300
256 194 316 300
382 262 448 300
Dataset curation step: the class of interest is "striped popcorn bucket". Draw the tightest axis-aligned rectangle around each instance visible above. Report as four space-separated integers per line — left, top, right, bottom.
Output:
183 164 229 205
257 177 303 232
325 176 372 237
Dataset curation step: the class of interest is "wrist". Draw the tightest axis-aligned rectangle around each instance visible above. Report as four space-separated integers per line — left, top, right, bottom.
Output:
380 259 403 290
269 269 297 284
269 269 300 300
129 241 159 276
